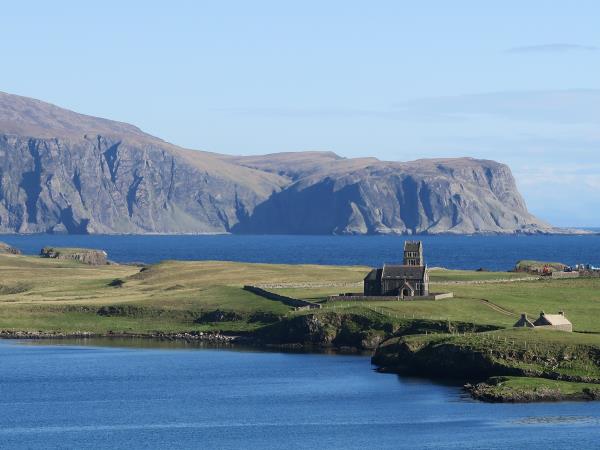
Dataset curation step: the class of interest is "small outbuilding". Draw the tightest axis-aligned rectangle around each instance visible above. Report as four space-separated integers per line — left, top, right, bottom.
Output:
513 313 535 328
533 311 573 332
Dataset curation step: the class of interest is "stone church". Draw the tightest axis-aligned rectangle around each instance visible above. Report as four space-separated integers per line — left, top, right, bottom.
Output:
363 241 430 297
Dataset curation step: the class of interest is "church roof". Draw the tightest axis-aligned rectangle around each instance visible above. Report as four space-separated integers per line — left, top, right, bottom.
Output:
382 264 426 280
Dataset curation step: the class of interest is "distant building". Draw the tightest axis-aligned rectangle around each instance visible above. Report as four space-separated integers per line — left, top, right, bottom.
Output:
514 311 572 332
533 311 573 332
513 313 535 328
364 241 429 297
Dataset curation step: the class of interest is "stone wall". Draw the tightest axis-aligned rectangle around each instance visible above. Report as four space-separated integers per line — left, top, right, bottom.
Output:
243 286 321 310
328 292 453 302
550 271 580 279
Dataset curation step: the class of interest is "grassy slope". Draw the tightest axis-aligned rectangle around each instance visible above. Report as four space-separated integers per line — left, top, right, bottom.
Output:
442 278 600 332
1 254 599 334
0 255 368 333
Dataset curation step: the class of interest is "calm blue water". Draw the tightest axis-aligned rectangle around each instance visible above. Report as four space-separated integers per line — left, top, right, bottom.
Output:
0 234 599 270
0 340 599 449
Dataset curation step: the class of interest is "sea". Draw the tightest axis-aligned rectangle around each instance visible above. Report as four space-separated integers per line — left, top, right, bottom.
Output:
1 233 600 449
0 233 599 270
1 340 600 449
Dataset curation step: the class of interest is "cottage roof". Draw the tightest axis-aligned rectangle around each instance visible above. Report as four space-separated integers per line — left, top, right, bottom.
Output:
382 264 426 280
535 313 572 326
514 313 535 328
403 241 421 252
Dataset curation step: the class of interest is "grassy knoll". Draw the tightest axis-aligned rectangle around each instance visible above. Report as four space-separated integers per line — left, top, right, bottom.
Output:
469 376 600 402
515 260 566 273
385 328 600 379
373 328 600 401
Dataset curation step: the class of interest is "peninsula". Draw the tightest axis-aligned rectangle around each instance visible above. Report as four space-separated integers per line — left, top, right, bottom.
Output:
0 242 599 403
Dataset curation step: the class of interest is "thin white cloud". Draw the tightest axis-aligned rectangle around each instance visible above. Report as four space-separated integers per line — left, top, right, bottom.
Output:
516 163 600 190
506 43 598 53
219 90 600 124
394 89 600 124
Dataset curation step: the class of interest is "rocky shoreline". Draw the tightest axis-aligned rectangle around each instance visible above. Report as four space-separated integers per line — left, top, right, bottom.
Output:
465 379 600 403
0 329 240 344
4 328 600 404
0 329 368 355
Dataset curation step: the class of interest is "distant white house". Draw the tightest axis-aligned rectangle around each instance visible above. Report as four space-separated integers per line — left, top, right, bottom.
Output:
514 311 572 332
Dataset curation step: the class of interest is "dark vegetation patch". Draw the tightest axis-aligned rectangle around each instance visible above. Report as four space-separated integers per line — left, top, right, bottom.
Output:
95 305 197 321
256 310 502 350
108 278 124 288
194 310 281 324
195 309 243 323
164 284 185 291
92 304 280 325
0 282 31 295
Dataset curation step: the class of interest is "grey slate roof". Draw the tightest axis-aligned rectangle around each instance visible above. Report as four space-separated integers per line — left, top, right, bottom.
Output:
382 264 426 279
514 314 535 328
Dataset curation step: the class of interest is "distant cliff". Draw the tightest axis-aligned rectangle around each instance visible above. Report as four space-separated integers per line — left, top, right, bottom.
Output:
0 91 555 235
228 153 549 234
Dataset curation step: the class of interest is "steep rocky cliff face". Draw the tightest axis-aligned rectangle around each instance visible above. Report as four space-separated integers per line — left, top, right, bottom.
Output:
0 92 286 234
0 91 553 234
0 134 286 233
230 155 550 234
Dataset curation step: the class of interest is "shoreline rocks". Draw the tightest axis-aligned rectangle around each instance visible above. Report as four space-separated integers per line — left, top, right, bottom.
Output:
0 242 21 255
0 329 240 343
465 380 600 403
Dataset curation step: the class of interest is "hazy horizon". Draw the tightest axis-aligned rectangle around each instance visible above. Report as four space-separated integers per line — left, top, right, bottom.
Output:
2 1 599 227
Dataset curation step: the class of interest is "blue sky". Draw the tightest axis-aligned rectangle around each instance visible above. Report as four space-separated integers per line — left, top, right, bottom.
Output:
1 1 599 227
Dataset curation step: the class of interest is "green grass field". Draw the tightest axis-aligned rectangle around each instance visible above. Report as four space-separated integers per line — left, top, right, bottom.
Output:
0 253 599 336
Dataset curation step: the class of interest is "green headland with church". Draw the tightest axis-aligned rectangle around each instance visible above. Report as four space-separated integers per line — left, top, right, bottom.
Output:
0 240 599 402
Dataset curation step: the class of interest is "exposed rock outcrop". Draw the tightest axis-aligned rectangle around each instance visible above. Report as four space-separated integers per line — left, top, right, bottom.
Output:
256 312 392 349
0 241 21 254
40 247 108 265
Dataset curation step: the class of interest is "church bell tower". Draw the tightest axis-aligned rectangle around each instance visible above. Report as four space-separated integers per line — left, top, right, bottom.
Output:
403 241 423 266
